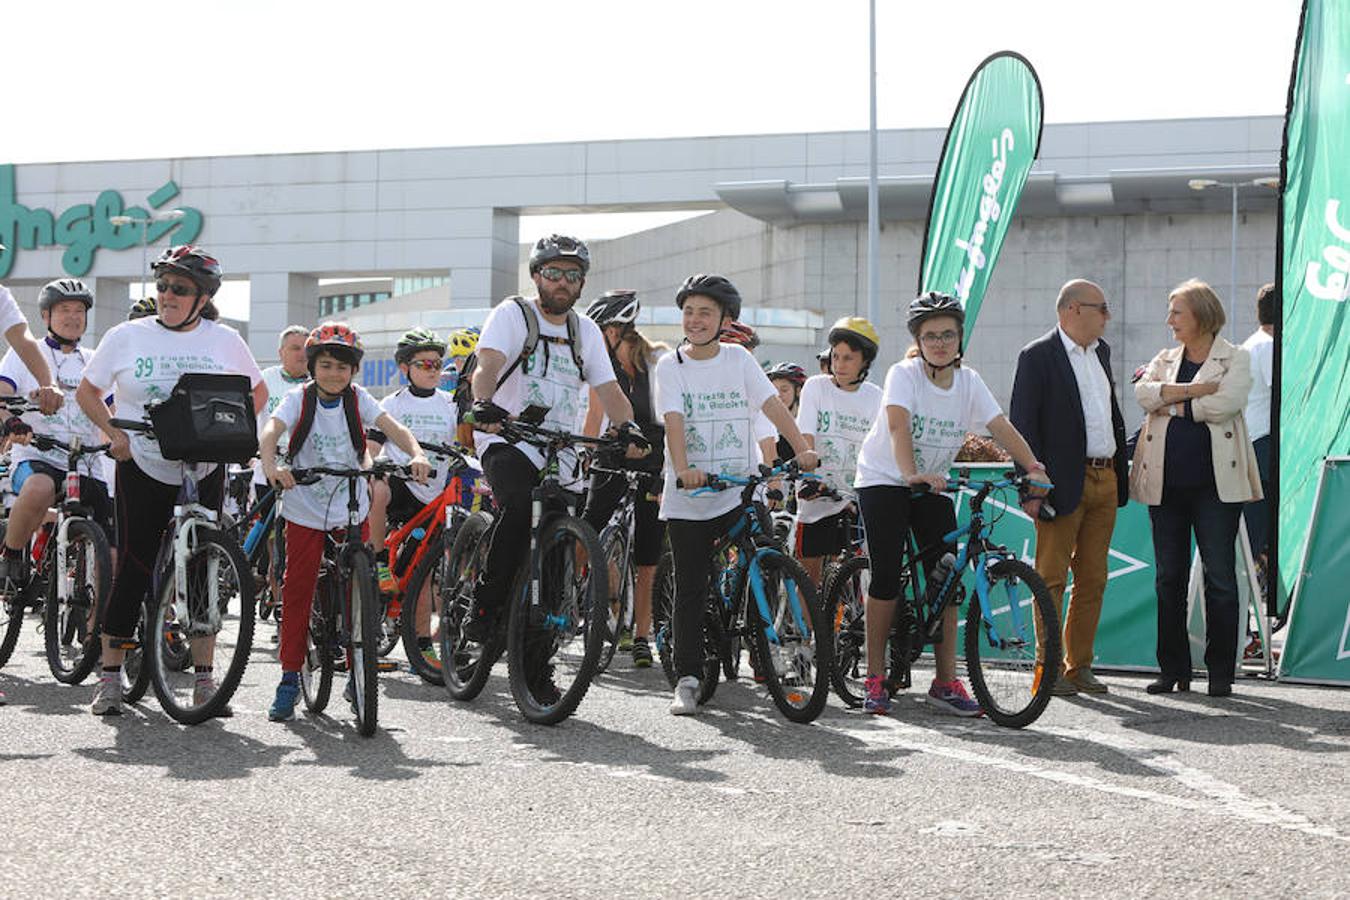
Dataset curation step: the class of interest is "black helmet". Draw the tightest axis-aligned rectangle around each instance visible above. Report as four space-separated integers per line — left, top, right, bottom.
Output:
39 278 93 313
529 234 590 276
585 290 640 327
676 274 742 322
128 297 158 320
906 291 965 337
395 326 447 364
151 245 223 297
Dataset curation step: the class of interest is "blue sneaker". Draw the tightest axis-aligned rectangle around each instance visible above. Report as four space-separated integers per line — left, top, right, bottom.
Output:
863 674 891 714
927 679 984 717
268 681 300 721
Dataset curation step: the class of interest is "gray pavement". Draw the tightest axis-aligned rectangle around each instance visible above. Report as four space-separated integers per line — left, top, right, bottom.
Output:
1 615 1347 899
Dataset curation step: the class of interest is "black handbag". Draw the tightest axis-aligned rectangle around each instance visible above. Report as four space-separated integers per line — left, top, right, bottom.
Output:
149 373 258 464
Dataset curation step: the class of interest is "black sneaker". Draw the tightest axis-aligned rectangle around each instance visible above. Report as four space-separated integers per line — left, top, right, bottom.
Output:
631 636 653 669
462 600 498 643
0 553 26 593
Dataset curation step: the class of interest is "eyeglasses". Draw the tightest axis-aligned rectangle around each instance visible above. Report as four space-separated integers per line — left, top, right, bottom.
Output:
155 279 196 298
408 358 443 371
1077 301 1110 314
538 266 584 285
919 330 961 346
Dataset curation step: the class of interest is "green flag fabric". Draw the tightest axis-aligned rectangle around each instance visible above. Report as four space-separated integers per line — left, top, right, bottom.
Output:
918 51 1043 329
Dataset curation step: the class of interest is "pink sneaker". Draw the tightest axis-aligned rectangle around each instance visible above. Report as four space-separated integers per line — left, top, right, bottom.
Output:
863 674 891 714
927 679 983 717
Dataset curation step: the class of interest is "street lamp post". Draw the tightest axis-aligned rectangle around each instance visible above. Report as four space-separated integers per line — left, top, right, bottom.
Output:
1187 177 1280 337
109 209 187 300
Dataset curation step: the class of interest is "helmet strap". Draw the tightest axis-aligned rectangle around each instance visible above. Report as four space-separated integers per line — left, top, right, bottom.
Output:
46 330 79 349
158 292 207 332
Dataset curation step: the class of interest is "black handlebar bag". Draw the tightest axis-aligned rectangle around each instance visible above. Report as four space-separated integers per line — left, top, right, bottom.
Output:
149 373 258 464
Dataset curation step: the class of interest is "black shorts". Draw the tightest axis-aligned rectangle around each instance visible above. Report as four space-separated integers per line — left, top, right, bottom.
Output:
856 484 957 601
799 510 850 559
386 475 424 526
583 469 666 567
13 458 113 532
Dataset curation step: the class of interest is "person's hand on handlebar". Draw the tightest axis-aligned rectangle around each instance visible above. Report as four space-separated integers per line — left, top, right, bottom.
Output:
470 399 509 434
794 448 820 472
407 453 432 484
4 415 32 445
905 472 949 493
613 420 651 461
32 385 63 416
264 460 297 491
678 466 707 490
107 427 132 462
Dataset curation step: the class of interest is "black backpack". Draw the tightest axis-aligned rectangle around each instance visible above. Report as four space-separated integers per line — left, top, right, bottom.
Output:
286 382 366 464
454 295 585 419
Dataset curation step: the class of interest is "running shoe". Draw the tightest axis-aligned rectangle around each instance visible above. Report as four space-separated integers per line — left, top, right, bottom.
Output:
927 678 984 717
863 674 891 714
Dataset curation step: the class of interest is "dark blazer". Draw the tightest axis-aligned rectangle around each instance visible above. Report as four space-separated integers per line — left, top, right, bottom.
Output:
1009 328 1129 515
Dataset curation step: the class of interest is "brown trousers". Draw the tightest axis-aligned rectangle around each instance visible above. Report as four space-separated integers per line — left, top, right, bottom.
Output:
1034 465 1118 676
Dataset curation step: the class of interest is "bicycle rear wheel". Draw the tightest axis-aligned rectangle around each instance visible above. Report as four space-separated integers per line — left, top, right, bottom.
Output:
748 549 831 723
302 570 335 713
964 557 1059 729
346 553 381 735
0 523 26 669
45 518 112 684
400 532 448 685
147 528 256 725
824 554 870 708
439 511 499 701
507 516 606 725
594 523 631 675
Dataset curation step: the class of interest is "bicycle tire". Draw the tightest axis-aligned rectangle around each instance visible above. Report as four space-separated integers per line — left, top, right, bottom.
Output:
964 557 1060 729
147 528 256 725
506 515 606 725
0 522 25 669
825 554 871 708
439 511 499 702
347 552 381 736
747 548 831 723
377 596 401 658
45 518 112 684
594 522 630 675
654 550 721 704
400 531 448 685
302 569 335 713
122 612 152 704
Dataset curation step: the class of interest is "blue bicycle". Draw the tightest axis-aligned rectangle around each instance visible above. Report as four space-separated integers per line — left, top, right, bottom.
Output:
825 470 1059 728
654 463 832 723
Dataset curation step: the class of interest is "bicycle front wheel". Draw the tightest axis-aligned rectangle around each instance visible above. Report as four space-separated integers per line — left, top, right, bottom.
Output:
964 557 1059 729
824 554 870 709
347 553 381 736
507 516 606 725
401 532 448 685
302 569 335 714
45 518 112 684
439 511 499 702
147 528 256 725
0 522 26 669
594 522 630 675
748 549 831 723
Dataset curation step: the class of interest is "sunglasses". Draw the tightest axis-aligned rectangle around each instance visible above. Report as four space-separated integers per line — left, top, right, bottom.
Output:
407 358 443 371
538 266 584 285
155 280 197 298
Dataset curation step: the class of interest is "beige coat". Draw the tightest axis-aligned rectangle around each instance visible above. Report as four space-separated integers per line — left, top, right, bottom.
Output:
1130 336 1263 505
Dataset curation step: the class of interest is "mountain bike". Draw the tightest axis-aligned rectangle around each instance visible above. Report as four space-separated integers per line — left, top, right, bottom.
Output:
586 452 660 675
825 471 1060 728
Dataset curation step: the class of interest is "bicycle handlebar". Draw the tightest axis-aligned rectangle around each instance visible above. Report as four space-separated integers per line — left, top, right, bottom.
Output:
677 460 817 493
287 460 435 487
108 417 151 434
30 434 112 459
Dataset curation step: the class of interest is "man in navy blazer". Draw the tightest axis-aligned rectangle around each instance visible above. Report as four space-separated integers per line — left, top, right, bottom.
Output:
1010 280 1128 696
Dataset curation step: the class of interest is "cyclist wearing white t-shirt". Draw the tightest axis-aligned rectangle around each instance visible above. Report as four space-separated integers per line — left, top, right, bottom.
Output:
0 264 65 417
77 245 267 717
854 292 1047 718
253 325 310 493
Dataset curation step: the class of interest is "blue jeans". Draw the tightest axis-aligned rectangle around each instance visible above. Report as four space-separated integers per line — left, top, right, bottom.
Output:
1148 484 1243 683
1242 434 1272 561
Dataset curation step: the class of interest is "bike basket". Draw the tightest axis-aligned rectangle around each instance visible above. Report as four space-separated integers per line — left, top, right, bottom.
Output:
149 373 258 464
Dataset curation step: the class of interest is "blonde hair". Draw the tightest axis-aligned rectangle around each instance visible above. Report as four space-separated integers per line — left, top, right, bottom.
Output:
618 327 669 372
1169 279 1226 336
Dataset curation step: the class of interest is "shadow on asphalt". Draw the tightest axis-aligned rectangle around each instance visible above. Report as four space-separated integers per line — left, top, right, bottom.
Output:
283 706 473 781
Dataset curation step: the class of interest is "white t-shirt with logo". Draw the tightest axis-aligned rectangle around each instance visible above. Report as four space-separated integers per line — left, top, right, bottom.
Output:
796 375 882 522
252 365 309 486
655 344 777 522
855 358 1003 488
0 286 27 338
1242 329 1273 442
377 387 458 505
272 384 383 531
0 344 110 479
474 298 616 486
82 318 263 486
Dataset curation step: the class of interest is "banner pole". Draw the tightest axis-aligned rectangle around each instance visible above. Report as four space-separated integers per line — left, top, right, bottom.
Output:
866 0 880 327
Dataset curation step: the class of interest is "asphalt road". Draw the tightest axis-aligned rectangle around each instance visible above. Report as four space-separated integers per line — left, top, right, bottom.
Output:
1 616 1347 899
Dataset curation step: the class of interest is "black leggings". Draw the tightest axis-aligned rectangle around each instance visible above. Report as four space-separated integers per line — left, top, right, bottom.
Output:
856 485 957 601
666 508 741 679
104 460 224 638
582 469 666 567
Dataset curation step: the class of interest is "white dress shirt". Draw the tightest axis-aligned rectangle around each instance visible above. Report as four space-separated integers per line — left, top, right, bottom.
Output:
1057 326 1116 458
1241 329 1273 441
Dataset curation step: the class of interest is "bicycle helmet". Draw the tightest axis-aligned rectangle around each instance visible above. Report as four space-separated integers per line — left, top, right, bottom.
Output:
528 234 590 276
305 321 365 372
906 291 965 337
585 289 640 328
676 274 741 322
127 296 158 320
151 244 222 297
39 279 93 313
447 326 480 360
395 326 446 364
827 316 880 362
719 320 759 351
765 362 807 389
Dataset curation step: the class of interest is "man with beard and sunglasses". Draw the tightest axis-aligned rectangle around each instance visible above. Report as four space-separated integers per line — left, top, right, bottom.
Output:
462 236 648 697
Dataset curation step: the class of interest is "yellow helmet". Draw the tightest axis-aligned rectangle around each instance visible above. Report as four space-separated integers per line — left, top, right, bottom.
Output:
827 316 879 361
448 326 480 359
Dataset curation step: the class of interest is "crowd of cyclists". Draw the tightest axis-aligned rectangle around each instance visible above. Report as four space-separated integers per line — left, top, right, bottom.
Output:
0 232 1051 726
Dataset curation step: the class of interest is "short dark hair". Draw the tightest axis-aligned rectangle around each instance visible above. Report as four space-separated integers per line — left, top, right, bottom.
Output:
1256 283 1275 326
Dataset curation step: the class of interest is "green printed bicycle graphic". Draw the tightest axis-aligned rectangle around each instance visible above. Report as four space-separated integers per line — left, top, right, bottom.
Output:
714 423 743 452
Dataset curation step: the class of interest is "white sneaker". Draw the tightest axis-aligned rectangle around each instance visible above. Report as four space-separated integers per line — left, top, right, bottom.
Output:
193 676 234 718
669 675 700 716
91 678 122 716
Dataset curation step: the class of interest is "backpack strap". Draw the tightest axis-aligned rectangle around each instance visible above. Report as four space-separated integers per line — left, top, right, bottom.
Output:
285 382 365 464
564 309 586 382
494 295 542 388
341 385 366 458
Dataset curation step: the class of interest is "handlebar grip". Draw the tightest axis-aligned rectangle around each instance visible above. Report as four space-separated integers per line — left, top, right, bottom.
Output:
109 418 149 432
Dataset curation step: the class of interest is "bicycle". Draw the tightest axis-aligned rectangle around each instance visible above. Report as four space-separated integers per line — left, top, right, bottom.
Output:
654 462 833 723
287 459 424 736
109 414 257 725
824 470 1060 728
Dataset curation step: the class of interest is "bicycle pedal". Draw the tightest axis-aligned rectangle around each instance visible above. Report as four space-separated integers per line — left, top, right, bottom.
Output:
376 660 399 673
113 640 140 651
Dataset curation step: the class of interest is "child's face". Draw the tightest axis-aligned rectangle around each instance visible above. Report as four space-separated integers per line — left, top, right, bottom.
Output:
831 342 864 383
402 350 444 390
313 353 355 396
681 295 725 345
